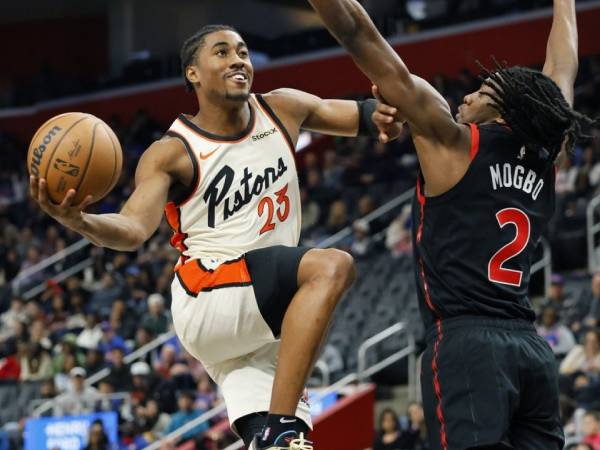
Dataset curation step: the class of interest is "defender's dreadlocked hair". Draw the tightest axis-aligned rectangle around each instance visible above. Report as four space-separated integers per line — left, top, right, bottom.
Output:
180 24 239 92
477 59 595 163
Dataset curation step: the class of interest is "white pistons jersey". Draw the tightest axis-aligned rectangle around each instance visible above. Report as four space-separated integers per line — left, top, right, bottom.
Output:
164 94 301 264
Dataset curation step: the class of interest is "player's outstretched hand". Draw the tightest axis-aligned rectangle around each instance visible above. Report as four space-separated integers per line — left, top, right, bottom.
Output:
371 85 405 144
30 176 93 231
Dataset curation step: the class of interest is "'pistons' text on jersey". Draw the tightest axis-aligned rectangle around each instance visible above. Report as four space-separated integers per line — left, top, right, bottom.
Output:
412 122 555 331
163 94 301 266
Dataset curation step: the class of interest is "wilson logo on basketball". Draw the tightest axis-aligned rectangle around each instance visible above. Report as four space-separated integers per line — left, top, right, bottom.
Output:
53 159 81 177
29 126 62 177
203 157 288 228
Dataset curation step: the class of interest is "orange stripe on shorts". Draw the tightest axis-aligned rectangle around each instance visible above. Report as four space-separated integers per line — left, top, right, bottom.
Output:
175 258 252 296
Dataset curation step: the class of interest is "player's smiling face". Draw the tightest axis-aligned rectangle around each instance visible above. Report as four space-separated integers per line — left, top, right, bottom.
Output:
190 30 254 102
456 81 501 124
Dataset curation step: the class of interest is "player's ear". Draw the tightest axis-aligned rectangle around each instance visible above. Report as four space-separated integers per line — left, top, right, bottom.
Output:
186 65 201 87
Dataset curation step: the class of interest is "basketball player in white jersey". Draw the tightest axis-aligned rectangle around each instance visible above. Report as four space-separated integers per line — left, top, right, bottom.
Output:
30 25 401 450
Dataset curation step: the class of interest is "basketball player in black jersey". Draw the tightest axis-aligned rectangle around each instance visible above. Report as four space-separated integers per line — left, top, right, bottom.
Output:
309 0 595 449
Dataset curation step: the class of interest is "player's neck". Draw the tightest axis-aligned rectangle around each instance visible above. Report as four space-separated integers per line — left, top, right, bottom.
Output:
192 97 252 136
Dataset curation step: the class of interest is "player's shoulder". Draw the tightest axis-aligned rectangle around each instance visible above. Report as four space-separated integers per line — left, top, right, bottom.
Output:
260 88 316 113
138 135 189 170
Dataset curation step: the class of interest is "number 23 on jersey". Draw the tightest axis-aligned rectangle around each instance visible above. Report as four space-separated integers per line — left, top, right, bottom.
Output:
257 183 290 235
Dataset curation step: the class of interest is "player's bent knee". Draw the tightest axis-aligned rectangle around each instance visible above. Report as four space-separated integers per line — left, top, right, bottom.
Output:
317 248 356 290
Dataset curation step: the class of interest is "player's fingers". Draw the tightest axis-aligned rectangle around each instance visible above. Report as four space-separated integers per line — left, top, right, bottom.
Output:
29 175 39 200
379 132 389 144
372 111 394 126
38 179 49 205
60 189 76 208
376 102 397 116
79 195 94 211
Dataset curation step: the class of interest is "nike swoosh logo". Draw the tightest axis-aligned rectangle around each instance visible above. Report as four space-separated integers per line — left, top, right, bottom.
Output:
279 418 297 424
199 145 222 160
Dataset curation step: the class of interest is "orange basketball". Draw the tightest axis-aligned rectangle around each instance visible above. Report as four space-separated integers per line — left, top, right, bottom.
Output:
27 112 123 204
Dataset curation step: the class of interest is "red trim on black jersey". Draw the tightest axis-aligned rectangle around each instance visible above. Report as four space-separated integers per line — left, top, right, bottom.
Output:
416 186 447 450
469 123 480 161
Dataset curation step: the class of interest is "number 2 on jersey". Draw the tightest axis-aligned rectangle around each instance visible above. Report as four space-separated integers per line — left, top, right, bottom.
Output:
488 208 531 287
258 184 290 234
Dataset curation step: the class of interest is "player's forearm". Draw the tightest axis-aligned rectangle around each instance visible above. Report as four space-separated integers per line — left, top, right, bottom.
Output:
78 213 146 251
544 0 578 76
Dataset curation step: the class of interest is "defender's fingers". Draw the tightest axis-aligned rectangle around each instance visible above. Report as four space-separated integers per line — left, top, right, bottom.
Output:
379 132 390 144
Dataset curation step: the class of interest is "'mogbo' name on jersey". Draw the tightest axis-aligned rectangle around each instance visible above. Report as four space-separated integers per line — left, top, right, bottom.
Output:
489 163 544 200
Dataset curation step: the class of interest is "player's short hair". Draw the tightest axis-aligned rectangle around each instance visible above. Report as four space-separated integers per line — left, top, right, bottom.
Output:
180 24 239 92
477 59 595 165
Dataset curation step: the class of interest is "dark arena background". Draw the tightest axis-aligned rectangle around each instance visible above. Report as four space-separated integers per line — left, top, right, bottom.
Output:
1 1 600 449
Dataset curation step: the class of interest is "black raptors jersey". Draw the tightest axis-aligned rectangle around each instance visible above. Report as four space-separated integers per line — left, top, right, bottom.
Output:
411 122 555 330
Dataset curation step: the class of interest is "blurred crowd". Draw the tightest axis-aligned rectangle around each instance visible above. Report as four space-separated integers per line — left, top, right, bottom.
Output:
2 0 595 108
0 50 598 450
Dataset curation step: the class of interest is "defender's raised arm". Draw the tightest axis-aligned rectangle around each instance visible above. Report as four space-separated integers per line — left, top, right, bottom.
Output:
307 0 463 147
543 0 578 106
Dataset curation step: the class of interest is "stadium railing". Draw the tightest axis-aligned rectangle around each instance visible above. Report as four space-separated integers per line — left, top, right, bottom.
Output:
587 194 600 272
11 237 92 299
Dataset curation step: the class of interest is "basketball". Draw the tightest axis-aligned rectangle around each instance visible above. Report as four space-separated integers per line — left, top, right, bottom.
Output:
27 112 123 204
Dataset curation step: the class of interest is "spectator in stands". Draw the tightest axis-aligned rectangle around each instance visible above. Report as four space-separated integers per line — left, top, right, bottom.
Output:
65 291 87 330
543 274 579 326
321 149 343 190
109 299 136 341
350 220 373 258
326 200 351 235
582 410 600 450
575 272 600 333
130 360 156 403
95 379 122 414
19 342 52 382
560 329 600 377
0 340 20 384
370 408 405 450
0 298 25 342
140 293 170 336
164 390 209 443
53 367 99 416
97 322 127 363
143 399 171 437
300 188 320 237
83 419 110 450
52 333 85 375
89 272 123 317
77 313 103 350
195 372 217 411
84 348 105 376
536 306 576 358
154 344 178 379
385 205 412 258
53 353 77 393
106 345 132 392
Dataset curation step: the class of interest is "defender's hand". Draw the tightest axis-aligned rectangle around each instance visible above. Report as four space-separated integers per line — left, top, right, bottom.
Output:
30 176 93 231
371 85 405 144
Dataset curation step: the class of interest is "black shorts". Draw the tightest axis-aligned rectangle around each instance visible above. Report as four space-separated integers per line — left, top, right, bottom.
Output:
422 316 564 450
245 245 311 338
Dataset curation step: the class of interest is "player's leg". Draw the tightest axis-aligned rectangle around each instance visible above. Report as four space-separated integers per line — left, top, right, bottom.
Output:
507 333 564 450
421 320 516 450
269 248 355 413
244 246 355 448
